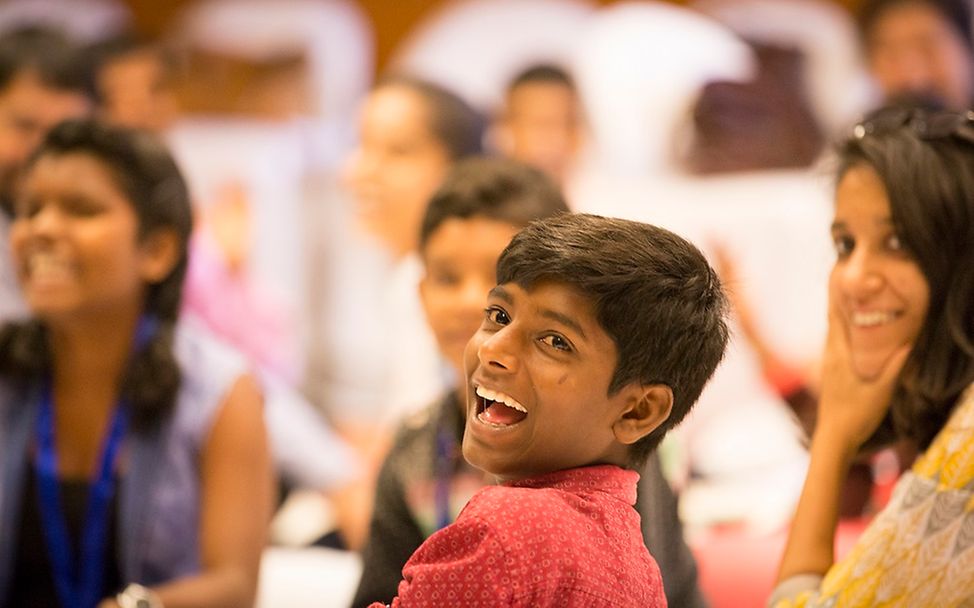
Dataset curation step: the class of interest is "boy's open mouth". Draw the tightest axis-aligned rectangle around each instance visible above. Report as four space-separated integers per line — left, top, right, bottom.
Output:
475 385 528 427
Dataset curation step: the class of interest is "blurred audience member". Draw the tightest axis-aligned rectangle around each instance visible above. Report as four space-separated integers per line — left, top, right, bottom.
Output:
87 30 364 549
684 42 825 174
339 75 484 430
87 31 301 384
0 26 92 323
491 64 582 185
347 75 484 260
0 118 273 608
858 0 974 109
88 33 179 133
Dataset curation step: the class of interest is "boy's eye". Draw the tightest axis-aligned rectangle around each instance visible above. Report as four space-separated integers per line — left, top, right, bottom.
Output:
63 195 103 217
484 306 511 326
14 196 41 219
540 334 572 352
832 234 854 258
430 269 460 287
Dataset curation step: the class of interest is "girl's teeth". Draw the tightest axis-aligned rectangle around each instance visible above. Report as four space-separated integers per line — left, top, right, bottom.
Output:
29 255 72 279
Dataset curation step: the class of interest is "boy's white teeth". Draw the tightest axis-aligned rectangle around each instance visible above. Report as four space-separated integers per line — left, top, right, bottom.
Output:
852 311 899 327
28 254 72 279
475 386 527 412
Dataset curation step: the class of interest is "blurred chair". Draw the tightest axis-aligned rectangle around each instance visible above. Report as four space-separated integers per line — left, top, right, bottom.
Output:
257 546 362 607
174 0 374 168
693 0 874 136
165 119 309 373
0 0 130 41
571 1 755 176
390 0 596 112
176 0 372 123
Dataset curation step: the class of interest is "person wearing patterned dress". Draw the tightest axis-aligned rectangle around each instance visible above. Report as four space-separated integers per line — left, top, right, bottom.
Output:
771 104 974 607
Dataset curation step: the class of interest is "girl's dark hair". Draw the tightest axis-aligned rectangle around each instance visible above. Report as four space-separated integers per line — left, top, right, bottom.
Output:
838 106 974 450
0 25 95 97
506 63 576 94
0 119 193 431
374 74 485 160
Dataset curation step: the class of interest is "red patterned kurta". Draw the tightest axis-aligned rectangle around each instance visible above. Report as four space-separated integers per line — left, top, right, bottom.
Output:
368 464 666 607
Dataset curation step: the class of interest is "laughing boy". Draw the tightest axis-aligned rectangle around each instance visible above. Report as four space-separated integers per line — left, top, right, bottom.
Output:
370 213 729 607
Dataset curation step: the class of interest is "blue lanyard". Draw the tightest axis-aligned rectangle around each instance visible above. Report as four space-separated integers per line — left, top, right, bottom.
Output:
34 384 129 608
433 426 454 531
32 315 156 608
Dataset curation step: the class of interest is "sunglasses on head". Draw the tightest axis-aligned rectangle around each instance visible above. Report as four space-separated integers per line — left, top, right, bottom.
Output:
852 107 974 144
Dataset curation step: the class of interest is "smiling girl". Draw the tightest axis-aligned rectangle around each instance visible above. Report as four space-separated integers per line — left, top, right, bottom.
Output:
0 119 273 608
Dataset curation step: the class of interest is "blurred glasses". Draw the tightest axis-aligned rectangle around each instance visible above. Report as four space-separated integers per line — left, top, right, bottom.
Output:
853 107 974 144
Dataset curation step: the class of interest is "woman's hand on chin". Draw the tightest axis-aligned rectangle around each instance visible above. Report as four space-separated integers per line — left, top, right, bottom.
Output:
815 301 911 456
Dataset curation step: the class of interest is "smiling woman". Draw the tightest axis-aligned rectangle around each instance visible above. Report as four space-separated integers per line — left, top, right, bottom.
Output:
828 165 929 383
0 119 273 608
772 104 974 607
11 153 167 323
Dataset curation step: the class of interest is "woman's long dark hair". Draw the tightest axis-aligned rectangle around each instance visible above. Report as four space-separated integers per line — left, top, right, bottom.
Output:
0 119 193 431
838 107 974 450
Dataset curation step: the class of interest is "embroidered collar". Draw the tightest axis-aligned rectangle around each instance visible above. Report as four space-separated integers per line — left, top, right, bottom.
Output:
504 464 639 505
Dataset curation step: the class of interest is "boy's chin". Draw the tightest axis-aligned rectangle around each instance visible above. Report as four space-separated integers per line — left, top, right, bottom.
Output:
461 436 522 480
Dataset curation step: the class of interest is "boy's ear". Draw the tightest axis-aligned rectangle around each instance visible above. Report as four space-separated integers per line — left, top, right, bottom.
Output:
612 383 673 446
138 228 181 284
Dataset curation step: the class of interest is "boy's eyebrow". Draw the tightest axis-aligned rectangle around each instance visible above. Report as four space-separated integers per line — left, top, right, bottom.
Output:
488 285 513 304
488 285 588 339
540 308 587 340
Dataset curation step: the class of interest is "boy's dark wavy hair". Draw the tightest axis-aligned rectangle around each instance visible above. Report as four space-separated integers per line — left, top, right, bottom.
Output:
418 156 570 252
495 213 729 468
839 105 974 451
0 119 193 431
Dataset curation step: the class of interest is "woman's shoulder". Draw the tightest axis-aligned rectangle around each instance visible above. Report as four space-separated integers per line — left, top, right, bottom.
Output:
947 384 974 429
174 317 249 383
170 318 252 442
911 383 974 485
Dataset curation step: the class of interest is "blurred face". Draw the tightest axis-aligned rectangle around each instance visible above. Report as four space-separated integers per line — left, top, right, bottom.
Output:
419 217 520 377
345 85 451 257
462 280 636 480
829 165 930 380
867 2 974 110
10 153 168 324
97 50 178 133
499 82 580 183
0 71 89 211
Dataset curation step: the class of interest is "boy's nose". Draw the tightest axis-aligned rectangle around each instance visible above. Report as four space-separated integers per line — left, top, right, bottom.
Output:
28 203 65 236
343 148 378 187
478 328 519 373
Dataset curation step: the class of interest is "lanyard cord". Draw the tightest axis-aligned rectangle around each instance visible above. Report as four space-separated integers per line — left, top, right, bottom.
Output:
32 315 158 608
35 384 129 608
